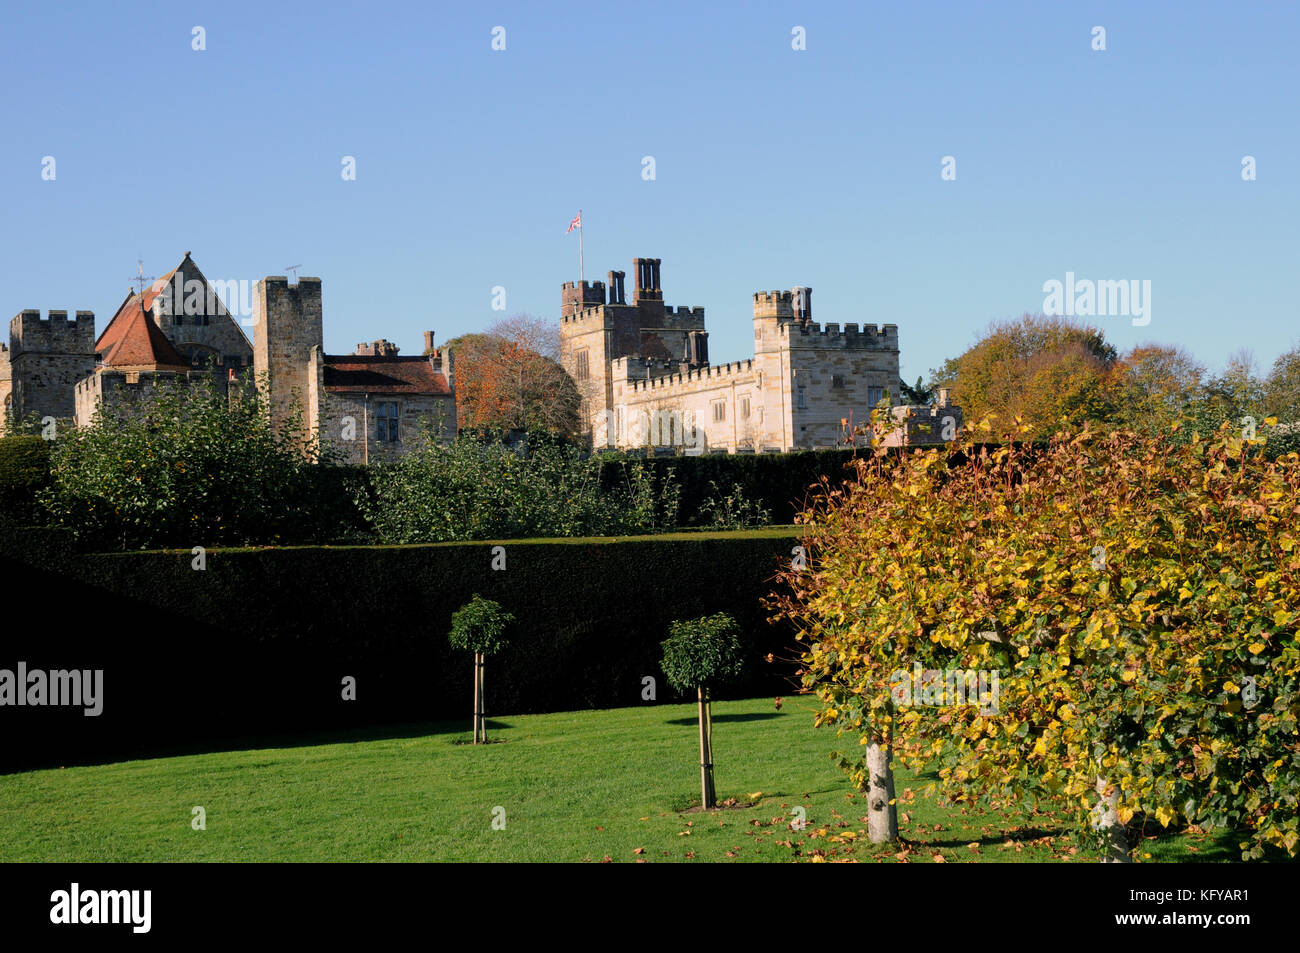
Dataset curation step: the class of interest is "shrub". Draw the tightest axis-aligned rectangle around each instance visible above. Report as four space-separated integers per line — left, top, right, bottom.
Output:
38 377 322 550
360 432 679 542
698 480 772 529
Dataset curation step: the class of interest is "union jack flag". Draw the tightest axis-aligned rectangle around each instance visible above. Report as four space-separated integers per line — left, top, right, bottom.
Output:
566 211 582 233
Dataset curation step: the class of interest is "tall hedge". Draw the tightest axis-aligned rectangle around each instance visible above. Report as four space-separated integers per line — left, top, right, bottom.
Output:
1 531 801 771
0 435 52 525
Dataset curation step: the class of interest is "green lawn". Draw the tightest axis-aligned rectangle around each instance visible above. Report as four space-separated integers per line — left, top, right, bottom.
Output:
0 697 1240 862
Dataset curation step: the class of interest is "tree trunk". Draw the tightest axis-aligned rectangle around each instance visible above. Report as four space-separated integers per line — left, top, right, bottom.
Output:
1093 777 1130 863
864 732 899 843
472 653 483 744
697 686 715 809
478 655 486 743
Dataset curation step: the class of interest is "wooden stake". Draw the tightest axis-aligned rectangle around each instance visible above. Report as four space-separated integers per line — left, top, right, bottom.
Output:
704 688 716 808
698 686 716 809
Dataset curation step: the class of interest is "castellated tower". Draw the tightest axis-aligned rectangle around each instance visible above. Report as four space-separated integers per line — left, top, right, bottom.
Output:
253 276 323 442
751 287 901 448
7 310 96 424
559 257 928 453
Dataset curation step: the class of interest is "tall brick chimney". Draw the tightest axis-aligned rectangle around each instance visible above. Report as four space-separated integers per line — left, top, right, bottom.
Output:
632 258 662 303
606 270 626 305
423 331 436 354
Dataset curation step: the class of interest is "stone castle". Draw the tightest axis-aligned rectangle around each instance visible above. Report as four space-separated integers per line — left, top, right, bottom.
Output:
0 253 456 463
559 257 959 452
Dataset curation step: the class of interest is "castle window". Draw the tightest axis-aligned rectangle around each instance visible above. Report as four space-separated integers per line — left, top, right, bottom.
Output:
797 386 806 409
377 402 400 442
741 397 751 420
712 401 726 423
868 386 885 407
576 349 590 381
831 374 845 389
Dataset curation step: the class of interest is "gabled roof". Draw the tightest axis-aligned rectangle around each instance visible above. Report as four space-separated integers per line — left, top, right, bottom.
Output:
99 299 189 369
95 265 181 356
322 355 451 395
93 252 253 357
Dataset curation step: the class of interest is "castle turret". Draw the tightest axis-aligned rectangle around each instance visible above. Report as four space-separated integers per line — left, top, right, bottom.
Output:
8 309 96 423
561 280 606 318
253 276 322 438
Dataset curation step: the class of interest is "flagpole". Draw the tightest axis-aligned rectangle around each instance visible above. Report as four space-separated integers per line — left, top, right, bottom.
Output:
578 209 584 282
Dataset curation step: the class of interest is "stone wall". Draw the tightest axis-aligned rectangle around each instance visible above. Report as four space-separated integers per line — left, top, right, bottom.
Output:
149 256 255 391
8 310 96 424
316 388 455 465
253 277 323 443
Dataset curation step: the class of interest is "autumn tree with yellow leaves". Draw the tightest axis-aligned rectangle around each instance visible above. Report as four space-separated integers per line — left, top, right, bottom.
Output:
772 415 1300 861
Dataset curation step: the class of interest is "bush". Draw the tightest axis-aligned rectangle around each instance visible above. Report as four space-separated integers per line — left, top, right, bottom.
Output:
360 433 679 542
39 377 324 550
601 448 859 526
698 480 772 529
0 435 52 525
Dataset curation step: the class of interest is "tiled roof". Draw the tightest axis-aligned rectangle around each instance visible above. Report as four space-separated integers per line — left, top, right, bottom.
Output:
99 300 189 369
95 268 179 355
322 355 451 395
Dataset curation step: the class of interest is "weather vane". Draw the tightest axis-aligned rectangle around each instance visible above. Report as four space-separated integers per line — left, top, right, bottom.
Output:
130 258 156 298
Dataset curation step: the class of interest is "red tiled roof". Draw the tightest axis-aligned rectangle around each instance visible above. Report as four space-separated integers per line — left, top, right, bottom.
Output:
322 355 451 395
99 300 189 369
95 270 178 355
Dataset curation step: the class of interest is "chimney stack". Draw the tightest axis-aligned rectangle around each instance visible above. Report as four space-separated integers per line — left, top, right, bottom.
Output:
793 286 812 327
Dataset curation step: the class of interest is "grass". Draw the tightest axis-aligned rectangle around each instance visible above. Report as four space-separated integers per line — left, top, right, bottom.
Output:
0 696 1244 863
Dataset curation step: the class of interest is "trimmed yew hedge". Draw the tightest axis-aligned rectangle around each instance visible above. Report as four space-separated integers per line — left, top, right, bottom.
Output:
0 530 803 770
0 436 52 526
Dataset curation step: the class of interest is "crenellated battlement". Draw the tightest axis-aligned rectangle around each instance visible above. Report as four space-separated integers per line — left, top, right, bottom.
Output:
561 279 607 318
9 309 96 357
661 305 706 327
752 290 795 318
782 320 898 350
616 356 755 393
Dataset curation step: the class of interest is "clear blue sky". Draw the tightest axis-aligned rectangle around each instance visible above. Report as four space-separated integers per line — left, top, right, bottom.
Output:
2 0 1296 385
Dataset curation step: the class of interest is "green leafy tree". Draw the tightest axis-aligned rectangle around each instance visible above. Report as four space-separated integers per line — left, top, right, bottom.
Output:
661 613 746 809
39 376 321 550
449 595 515 744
